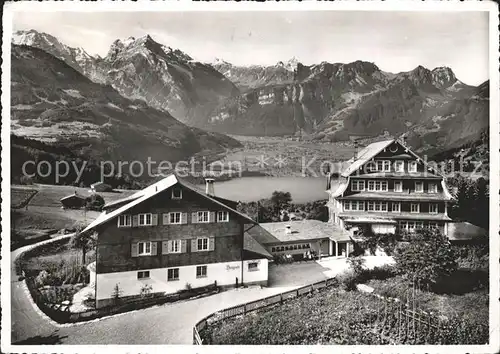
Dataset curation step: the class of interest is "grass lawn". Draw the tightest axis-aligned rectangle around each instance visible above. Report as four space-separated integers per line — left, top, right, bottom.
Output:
365 275 489 325
201 271 489 345
20 237 96 273
11 184 135 250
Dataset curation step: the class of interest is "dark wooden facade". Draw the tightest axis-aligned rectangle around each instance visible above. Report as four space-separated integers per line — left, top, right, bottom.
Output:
95 185 251 274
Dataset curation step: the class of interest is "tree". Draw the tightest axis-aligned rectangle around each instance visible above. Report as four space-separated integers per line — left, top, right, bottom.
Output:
270 191 292 217
85 193 105 211
472 177 489 229
69 229 97 264
394 228 457 287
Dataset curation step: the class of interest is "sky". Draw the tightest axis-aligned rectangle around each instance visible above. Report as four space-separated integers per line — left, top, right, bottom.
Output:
12 11 489 85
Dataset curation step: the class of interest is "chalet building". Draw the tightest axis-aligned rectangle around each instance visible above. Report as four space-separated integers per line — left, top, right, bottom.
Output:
82 174 271 308
248 220 353 259
60 191 86 209
327 138 453 237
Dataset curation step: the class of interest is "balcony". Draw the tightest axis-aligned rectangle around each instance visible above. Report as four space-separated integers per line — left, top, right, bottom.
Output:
339 191 450 202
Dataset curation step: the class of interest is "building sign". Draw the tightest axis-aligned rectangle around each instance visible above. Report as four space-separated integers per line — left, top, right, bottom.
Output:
226 264 240 271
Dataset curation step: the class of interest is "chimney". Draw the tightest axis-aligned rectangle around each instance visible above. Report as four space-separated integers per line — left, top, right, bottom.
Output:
205 178 215 196
285 224 292 235
326 172 331 190
353 140 359 160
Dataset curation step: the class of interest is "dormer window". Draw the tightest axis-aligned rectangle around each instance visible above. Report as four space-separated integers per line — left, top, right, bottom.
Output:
415 181 424 193
409 161 418 173
172 187 182 200
394 161 404 173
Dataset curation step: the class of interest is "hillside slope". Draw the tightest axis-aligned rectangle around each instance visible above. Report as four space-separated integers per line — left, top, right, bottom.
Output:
11 44 240 181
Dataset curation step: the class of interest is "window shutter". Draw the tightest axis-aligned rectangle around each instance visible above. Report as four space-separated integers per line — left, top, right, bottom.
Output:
191 239 198 252
152 214 158 226
209 237 215 251
132 215 138 227
131 243 138 257
181 239 187 253
209 212 215 223
191 212 198 224
181 212 188 224
151 242 158 255
167 240 173 253
162 241 169 255
162 213 169 225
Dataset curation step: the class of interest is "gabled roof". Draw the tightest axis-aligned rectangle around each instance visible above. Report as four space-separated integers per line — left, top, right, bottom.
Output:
341 139 444 179
341 140 394 177
250 220 351 244
81 174 257 234
60 193 86 201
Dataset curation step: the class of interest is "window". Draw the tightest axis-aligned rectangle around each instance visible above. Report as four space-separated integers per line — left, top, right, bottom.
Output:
428 183 438 193
376 160 384 171
197 237 209 251
171 239 181 253
167 268 179 281
118 214 132 227
197 211 210 223
271 247 276 252
408 222 416 231
367 201 387 212
411 203 420 213
415 182 424 193
392 202 401 213
137 271 150 279
367 180 388 192
171 187 182 200
351 180 365 191
169 212 182 224
416 221 424 229
399 221 408 230
344 201 364 211
138 213 152 226
409 161 418 173
429 203 438 214
394 161 404 172
429 222 438 229
138 242 152 256
196 265 207 278
248 262 259 272
382 160 391 172
366 162 377 172
394 181 403 192
217 211 229 222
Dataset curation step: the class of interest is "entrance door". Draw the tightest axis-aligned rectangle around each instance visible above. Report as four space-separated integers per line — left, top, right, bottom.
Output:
338 242 347 257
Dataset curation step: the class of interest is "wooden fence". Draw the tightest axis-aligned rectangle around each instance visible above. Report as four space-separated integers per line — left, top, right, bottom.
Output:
193 277 339 344
192 277 443 345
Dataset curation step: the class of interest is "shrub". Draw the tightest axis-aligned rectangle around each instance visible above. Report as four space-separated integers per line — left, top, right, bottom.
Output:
185 283 192 291
337 270 359 291
140 284 153 298
363 265 397 281
394 229 457 287
347 256 365 275
111 284 123 304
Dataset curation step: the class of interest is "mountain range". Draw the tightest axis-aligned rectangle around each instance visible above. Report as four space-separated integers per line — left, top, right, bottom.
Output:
11 43 240 182
12 29 489 159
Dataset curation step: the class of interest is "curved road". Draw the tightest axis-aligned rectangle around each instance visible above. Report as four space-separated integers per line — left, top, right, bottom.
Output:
11 236 393 345
11 236 298 345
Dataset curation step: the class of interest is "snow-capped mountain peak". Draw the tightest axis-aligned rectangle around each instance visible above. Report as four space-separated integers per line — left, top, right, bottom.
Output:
431 66 457 89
